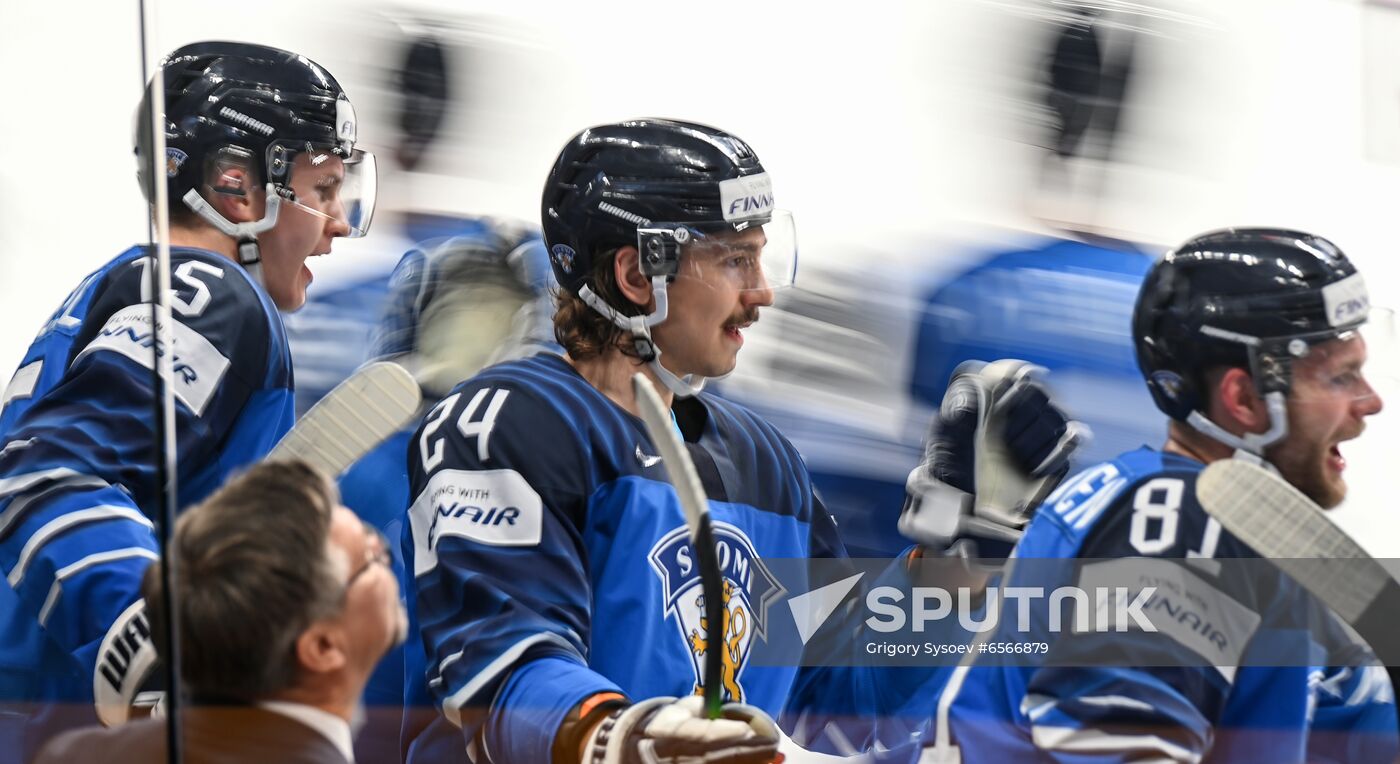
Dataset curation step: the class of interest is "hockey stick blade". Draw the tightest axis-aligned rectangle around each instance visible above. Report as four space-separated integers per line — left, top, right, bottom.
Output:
1197 458 1400 664
632 373 725 719
268 362 422 477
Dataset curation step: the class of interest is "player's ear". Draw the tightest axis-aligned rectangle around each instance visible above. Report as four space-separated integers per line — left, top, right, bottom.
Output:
613 246 655 311
202 153 263 224
1213 367 1269 434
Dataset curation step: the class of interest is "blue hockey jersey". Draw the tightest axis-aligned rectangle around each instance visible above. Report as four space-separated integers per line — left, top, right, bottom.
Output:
932 448 1398 763
401 353 846 763
0 246 295 760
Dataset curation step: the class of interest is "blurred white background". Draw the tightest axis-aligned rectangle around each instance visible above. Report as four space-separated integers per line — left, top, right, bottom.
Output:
3 0 1400 553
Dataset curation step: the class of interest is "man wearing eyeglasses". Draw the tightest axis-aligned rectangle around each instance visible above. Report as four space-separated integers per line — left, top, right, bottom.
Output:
34 459 407 764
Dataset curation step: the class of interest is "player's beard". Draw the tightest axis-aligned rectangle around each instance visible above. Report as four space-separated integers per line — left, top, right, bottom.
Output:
1266 435 1346 509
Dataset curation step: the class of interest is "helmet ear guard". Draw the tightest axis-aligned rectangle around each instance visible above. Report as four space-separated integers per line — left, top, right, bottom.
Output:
637 227 686 281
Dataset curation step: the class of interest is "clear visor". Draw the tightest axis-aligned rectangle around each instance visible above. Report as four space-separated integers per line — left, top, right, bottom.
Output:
639 208 797 293
285 148 378 238
1283 309 1398 407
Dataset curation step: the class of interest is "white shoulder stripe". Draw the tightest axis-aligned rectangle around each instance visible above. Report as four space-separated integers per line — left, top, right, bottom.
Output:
1078 694 1160 713
38 547 159 626
439 631 579 728
8 505 154 587
1031 725 1202 762
0 474 112 537
0 467 82 499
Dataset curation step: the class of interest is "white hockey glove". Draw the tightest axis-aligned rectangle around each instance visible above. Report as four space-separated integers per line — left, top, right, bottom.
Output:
93 599 162 726
583 696 782 764
899 360 1088 557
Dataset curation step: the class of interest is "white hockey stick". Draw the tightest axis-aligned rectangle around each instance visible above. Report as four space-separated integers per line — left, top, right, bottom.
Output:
267 361 422 477
632 372 725 718
1196 458 1400 664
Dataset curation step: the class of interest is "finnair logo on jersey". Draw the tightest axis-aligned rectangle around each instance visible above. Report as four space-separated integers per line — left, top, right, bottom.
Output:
427 498 522 551
95 326 199 384
75 305 230 417
410 469 542 576
1323 273 1369 327
719 173 774 222
649 522 786 703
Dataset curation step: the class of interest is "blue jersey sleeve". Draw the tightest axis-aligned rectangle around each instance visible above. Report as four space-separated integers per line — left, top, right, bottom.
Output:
1019 469 1272 762
0 250 279 716
404 379 618 761
782 501 951 755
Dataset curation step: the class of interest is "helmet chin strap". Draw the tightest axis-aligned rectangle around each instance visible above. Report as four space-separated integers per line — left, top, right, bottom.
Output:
181 185 283 290
1186 390 1290 456
577 277 706 398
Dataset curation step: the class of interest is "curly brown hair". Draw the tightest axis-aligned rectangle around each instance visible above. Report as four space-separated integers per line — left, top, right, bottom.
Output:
553 247 650 361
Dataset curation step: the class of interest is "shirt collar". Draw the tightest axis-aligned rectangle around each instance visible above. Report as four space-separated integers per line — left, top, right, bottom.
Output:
258 700 355 763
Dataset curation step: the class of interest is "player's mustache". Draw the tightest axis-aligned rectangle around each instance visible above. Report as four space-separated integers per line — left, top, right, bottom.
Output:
726 309 760 328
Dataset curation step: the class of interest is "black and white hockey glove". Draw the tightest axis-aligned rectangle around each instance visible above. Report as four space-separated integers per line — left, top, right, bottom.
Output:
92 599 162 726
899 360 1087 557
583 696 781 764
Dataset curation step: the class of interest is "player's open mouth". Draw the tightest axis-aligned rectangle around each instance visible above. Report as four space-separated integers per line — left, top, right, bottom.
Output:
1328 443 1346 473
724 322 752 345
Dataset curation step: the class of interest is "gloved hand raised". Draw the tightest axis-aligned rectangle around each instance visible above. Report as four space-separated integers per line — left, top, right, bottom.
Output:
899 360 1087 556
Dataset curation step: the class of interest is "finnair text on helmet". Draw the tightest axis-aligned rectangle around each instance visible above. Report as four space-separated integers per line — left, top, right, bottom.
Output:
864 585 1158 634
719 173 774 222
728 193 774 218
1322 273 1370 327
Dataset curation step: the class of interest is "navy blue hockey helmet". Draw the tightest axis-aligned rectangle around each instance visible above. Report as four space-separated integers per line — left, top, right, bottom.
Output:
540 118 795 297
1133 227 1374 449
135 41 377 237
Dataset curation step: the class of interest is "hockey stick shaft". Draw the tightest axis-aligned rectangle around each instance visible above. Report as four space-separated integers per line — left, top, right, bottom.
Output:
1197 458 1400 664
632 373 724 719
135 9 183 760
267 361 422 477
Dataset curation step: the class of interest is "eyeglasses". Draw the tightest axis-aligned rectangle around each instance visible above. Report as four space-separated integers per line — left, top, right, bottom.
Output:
345 521 392 589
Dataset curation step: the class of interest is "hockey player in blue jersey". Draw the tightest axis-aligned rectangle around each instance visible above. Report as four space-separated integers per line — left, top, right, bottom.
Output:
0 42 375 759
917 228 1398 763
400 119 1083 764
336 221 558 762
401 119 803 764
